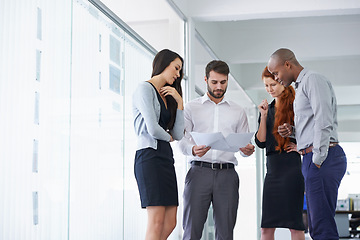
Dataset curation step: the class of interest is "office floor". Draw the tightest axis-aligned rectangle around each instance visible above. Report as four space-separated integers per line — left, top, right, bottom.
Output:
304 233 360 240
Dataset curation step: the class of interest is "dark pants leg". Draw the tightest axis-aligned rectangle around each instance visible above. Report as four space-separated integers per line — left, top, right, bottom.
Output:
183 166 213 240
182 165 239 240
212 168 239 240
302 145 347 240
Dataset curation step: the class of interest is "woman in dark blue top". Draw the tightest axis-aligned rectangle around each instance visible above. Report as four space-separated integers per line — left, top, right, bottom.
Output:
255 67 305 240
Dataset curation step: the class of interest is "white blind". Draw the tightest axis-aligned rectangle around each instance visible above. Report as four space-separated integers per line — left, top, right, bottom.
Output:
0 0 72 239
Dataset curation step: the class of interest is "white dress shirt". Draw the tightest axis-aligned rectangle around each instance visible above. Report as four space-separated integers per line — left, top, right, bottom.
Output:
294 68 339 165
178 94 250 165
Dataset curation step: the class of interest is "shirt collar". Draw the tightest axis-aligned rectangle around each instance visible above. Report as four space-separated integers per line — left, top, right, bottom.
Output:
295 68 309 89
201 93 230 105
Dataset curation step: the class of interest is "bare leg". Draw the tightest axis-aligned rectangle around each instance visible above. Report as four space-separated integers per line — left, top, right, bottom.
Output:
261 228 275 240
160 206 177 240
146 206 166 240
290 229 305 240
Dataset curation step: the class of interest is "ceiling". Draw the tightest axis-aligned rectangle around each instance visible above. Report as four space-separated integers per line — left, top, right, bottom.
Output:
171 0 360 142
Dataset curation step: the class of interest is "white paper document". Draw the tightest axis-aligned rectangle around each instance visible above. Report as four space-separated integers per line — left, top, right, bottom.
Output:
190 132 255 152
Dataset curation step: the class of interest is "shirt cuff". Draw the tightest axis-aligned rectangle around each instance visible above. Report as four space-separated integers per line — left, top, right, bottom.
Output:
239 150 249 157
187 144 194 156
312 152 327 165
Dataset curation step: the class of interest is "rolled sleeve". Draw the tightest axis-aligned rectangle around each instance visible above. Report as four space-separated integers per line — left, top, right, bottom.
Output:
306 76 333 165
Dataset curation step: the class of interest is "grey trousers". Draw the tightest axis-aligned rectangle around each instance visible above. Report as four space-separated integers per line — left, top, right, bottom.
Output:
182 164 239 240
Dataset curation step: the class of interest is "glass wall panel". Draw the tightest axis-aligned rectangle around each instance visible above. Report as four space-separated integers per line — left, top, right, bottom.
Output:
1 0 187 239
69 1 126 239
0 0 72 239
70 1 188 239
122 33 154 240
70 0 188 238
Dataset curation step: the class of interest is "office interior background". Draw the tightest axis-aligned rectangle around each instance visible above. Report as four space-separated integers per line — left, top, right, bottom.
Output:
1 0 360 239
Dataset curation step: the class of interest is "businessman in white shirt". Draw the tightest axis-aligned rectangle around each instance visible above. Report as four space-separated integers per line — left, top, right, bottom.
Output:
178 60 255 240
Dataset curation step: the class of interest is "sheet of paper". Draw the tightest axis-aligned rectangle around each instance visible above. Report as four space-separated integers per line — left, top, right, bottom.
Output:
190 132 224 147
225 132 255 149
190 132 254 152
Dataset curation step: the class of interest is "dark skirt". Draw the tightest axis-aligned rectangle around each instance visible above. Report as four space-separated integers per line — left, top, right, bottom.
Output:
261 151 305 230
134 140 178 208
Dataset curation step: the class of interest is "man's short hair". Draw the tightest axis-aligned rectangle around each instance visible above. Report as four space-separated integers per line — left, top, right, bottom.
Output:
270 48 299 66
205 60 229 79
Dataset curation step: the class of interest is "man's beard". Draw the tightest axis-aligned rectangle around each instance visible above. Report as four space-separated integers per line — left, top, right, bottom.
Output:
207 85 226 99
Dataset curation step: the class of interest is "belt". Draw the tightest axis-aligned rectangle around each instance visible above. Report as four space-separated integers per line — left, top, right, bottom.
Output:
298 142 339 156
191 161 234 170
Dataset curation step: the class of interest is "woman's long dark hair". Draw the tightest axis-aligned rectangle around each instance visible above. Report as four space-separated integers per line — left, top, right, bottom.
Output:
151 49 184 130
262 67 295 152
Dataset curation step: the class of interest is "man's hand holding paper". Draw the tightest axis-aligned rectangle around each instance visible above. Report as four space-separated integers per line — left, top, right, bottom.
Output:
240 143 255 156
192 145 211 157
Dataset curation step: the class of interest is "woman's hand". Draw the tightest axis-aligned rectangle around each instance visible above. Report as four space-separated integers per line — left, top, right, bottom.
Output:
160 86 183 110
278 123 293 138
258 99 268 117
285 142 298 153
